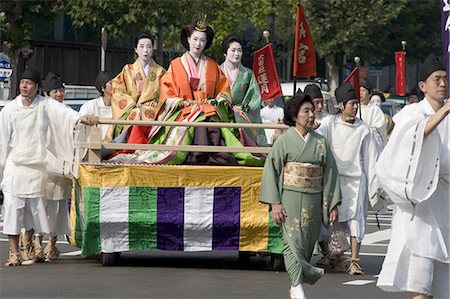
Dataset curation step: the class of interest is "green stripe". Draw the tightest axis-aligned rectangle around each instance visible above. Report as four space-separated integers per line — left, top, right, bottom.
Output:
81 187 101 256
128 187 157 250
267 212 283 254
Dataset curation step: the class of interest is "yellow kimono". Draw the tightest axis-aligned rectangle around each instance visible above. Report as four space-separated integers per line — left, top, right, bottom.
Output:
107 58 165 141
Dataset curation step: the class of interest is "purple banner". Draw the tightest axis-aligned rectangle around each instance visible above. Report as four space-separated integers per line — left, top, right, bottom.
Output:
157 187 185 250
441 1 450 94
212 187 241 250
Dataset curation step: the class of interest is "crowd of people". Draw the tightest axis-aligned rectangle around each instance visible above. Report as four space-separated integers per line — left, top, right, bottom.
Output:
0 15 448 299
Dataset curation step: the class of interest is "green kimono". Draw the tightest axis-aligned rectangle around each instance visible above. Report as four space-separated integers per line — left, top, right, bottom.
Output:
260 127 341 286
220 63 267 146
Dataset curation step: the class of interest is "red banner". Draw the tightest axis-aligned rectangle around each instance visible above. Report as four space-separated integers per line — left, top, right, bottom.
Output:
293 3 317 78
395 51 406 96
252 43 282 100
343 67 360 100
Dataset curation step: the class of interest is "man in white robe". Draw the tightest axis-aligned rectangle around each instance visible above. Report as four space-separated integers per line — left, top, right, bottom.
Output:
316 82 385 275
30 71 75 262
0 68 97 266
359 79 388 149
376 53 450 299
79 71 114 141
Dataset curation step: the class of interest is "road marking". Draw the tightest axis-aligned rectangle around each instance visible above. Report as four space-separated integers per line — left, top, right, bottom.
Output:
343 280 375 286
361 228 391 245
60 250 81 256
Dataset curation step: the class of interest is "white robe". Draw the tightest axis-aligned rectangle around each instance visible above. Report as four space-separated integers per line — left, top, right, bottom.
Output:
376 98 449 297
360 104 388 149
0 95 81 197
316 115 382 241
79 96 112 141
260 104 284 144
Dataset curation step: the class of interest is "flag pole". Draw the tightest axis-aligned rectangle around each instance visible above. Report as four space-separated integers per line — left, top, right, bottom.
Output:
401 40 407 105
354 56 362 120
293 0 300 96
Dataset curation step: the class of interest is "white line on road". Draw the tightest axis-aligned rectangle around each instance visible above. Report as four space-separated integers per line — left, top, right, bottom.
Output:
60 250 81 256
343 280 375 286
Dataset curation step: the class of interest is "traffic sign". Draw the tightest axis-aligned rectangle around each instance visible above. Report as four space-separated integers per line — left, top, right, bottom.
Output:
0 53 12 82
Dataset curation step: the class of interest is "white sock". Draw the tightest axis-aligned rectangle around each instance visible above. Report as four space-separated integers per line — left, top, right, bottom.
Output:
291 284 306 298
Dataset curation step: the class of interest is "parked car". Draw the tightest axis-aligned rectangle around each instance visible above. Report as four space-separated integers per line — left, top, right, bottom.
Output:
380 100 401 117
280 79 336 114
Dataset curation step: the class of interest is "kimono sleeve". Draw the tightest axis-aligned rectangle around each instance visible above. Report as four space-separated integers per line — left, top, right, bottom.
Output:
259 135 286 205
361 130 384 212
0 107 12 187
215 66 232 103
241 72 262 113
322 139 341 227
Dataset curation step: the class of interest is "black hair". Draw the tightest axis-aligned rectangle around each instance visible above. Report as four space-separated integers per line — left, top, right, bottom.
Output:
370 91 386 103
221 35 242 55
180 23 214 51
283 93 314 127
134 32 154 49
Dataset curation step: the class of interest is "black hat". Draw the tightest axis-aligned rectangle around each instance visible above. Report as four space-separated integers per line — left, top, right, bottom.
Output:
180 21 214 51
94 71 114 94
304 84 323 99
335 82 357 104
21 68 41 86
43 71 64 93
360 79 373 93
419 53 446 82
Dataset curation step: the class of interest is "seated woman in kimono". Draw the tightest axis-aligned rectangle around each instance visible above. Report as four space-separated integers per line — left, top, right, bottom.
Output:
109 16 264 166
259 93 341 299
220 35 267 147
106 32 166 143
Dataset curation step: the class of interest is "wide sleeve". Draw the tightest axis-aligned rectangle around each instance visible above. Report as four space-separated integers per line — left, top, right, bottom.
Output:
240 71 262 113
111 64 140 120
361 130 384 212
0 107 12 187
321 139 341 227
371 106 388 148
376 107 440 205
259 135 286 205
215 66 232 103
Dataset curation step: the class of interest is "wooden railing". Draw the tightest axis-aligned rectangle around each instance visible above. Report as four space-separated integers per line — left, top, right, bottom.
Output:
80 119 289 163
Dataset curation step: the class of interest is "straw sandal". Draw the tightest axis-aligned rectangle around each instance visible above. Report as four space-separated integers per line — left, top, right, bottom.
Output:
5 251 21 266
347 258 364 275
33 236 45 263
44 236 60 261
19 233 35 265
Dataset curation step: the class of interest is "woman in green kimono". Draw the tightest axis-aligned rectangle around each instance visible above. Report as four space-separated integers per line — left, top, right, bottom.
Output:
220 35 267 146
260 93 341 299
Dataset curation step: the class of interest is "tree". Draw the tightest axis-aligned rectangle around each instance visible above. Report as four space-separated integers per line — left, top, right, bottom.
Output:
302 0 407 92
0 0 59 99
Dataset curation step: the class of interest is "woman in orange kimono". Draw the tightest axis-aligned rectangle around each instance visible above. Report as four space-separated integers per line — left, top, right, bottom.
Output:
110 16 264 166
107 32 166 142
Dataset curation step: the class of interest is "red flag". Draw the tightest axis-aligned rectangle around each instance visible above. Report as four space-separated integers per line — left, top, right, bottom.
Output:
343 67 360 100
252 43 282 100
293 3 317 77
395 51 406 96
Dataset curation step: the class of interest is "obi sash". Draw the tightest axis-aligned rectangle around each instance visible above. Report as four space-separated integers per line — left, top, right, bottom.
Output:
283 162 323 189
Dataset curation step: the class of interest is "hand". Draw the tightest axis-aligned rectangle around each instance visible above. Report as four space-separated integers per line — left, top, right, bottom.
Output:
271 203 287 225
329 208 338 224
232 105 243 114
178 100 189 108
81 115 99 126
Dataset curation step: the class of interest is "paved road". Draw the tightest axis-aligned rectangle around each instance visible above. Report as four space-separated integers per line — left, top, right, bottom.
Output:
0 209 407 299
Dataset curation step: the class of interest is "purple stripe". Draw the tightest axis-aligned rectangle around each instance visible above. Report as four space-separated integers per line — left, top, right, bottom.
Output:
157 188 184 250
212 187 241 250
